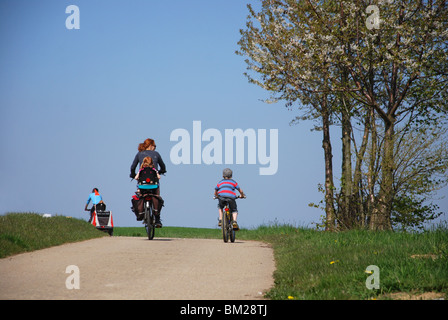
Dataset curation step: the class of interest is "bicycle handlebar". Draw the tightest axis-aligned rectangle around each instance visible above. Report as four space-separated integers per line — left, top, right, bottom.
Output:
214 195 246 200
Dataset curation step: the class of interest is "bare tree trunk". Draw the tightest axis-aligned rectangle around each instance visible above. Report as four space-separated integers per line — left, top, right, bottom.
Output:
370 119 394 230
340 104 353 229
322 99 336 231
367 108 377 227
353 107 371 228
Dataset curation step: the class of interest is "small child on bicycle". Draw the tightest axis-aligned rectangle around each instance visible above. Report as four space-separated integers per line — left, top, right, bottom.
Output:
214 168 245 230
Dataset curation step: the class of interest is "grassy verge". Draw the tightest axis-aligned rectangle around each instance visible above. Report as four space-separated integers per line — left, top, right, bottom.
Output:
257 224 448 300
112 225 274 239
0 212 108 258
113 226 222 238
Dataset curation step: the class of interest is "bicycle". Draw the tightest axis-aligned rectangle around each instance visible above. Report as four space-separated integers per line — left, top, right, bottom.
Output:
140 192 162 240
131 173 165 240
215 195 246 243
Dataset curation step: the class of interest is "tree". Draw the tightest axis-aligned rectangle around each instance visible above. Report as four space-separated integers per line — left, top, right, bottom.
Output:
237 0 448 230
237 1 342 229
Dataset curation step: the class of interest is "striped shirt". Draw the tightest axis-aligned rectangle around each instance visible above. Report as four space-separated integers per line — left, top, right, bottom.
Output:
215 179 240 198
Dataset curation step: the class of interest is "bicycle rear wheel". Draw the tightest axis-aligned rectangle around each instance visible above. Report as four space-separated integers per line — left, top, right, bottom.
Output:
222 212 229 243
145 204 155 240
230 218 236 243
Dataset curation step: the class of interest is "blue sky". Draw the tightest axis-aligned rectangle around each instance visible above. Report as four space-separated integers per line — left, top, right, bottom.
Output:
1 0 446 229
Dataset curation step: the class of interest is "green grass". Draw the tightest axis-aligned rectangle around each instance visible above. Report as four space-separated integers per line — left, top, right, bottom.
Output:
256 224 448 300
113 226 223 238
112 225 277 240
2 213 447 299
0 212 108 258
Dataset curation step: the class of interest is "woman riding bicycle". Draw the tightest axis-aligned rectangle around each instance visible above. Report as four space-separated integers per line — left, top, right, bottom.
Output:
136 156 163 227
130 138 166 227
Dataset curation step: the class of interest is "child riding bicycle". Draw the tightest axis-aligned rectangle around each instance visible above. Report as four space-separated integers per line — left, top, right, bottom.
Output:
214 168 245 230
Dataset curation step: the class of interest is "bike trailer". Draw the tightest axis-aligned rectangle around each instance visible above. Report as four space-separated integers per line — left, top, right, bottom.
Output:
91 210 114 236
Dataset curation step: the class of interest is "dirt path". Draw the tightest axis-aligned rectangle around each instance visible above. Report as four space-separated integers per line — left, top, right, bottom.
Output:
0 237 275 300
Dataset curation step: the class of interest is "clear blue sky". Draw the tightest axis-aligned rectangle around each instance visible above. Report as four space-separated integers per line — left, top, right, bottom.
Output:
1 0 446 229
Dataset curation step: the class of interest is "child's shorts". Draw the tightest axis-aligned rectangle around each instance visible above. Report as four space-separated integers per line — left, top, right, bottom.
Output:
217 197 238 213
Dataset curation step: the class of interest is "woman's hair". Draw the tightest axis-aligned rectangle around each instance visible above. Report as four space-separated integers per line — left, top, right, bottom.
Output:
138 138 155 152
141 157 154 168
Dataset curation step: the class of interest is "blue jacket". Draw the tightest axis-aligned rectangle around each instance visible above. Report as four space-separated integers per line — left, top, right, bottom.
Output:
86 193 102 205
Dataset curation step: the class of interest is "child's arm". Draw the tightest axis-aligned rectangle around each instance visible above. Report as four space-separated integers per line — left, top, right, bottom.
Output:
154 168 161 179
214 185 219 198
237 187 246 198
85 196 90 211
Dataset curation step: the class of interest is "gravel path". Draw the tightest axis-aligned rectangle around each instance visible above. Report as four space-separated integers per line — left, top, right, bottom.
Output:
0 237 275 300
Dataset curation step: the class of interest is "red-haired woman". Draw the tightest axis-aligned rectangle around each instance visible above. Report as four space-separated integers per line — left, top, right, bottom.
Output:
130 139 166 227
135 156 163 227
130 138 166 179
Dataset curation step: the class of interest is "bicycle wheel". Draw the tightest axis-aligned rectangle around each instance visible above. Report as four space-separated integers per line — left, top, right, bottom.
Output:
222 211 229 243
145 203 155 240
229 217 236 243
